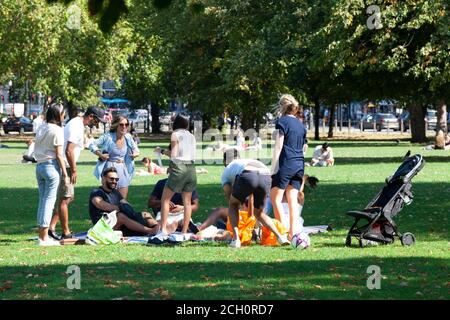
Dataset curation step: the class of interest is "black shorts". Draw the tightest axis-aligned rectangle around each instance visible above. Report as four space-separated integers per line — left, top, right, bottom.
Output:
231 170 271 209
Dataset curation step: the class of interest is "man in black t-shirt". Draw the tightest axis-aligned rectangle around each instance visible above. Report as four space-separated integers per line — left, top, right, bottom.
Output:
89 167 173 236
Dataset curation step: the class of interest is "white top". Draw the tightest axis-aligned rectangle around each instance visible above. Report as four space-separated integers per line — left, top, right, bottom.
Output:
63 116 85 167
312 145 334 161
221 159 270 187
171 129 196 162
34 123 64 163
33 117 44 133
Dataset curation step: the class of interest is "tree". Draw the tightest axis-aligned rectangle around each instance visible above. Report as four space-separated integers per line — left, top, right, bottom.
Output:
309 0 449 142
1 0 134 116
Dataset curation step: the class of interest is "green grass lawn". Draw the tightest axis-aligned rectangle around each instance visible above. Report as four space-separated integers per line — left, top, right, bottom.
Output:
0 139 448 300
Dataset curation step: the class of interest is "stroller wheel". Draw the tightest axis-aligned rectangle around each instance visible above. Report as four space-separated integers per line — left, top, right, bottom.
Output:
401 233 416 246
345 236 352 247
358 239 365 248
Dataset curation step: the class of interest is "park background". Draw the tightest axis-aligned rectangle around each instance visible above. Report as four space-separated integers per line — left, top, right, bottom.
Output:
0 0 449 300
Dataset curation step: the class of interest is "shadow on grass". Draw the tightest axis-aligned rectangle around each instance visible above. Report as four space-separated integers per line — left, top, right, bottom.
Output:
0 257 447 299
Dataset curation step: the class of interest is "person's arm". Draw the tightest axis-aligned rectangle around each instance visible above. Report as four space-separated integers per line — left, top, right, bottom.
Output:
248 194 254 217
223 184 232 202
270 131 284 175
127 134 140 159
147 195 161 211
65 141 78 184
90 135 109 161
170 132 178 159
91 196 120 212
27 143 35 157
55 145 69 186
191 198 199 213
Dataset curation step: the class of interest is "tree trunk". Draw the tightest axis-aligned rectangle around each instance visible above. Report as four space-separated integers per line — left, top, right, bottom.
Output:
409 103 427 143
314 98 320 140
436 99 447 133
327 104 336 138
150 101 161 134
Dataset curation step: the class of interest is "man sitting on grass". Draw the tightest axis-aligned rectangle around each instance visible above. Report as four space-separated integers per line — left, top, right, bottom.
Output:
308 142 334 167
89 167 177 236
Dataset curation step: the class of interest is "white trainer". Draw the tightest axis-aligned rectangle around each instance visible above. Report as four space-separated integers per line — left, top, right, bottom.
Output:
37 238 61 246
277 235 290 246
229 239 241 248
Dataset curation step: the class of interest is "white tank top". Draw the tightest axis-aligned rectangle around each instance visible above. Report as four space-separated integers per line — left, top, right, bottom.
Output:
172 129 196 162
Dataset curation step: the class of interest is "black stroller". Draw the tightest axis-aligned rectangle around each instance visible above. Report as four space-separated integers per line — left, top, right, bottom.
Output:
345 153 425 247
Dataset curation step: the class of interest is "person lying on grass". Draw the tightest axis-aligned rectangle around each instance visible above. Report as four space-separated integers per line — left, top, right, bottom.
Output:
136 157 166 176
153 147 209 174
221 149 290 248
89 167 178 236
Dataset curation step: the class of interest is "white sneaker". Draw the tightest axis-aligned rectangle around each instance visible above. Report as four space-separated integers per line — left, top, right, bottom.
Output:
277 235 290 246
37 238 61 246
229 239 241 248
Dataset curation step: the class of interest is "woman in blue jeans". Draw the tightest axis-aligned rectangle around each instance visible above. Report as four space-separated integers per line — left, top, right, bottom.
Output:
34 104 69 246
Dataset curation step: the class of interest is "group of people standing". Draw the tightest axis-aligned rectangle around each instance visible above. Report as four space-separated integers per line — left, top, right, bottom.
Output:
34 104 104 245
33 104 197 246
34 93 313 248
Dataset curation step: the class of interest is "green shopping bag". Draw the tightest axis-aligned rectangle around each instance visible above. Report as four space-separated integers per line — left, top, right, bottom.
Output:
86 211 122 245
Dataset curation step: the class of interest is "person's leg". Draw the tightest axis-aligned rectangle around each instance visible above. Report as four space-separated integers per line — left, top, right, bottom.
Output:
253 208 287 244
118 187 128 200
115 212 159 235
181 191 193 234
285 184 299 240
254 178 289 245
39 163 60 241
198 207 228 231
58 197 73 235
23 155 34 162
228 195 242 246
159 186 175 234
36 165 47 241
270 187 285 222
50 169 74 236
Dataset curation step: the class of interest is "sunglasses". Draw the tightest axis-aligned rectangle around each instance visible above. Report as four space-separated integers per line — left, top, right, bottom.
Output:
119 123 129 127
108 177 120 182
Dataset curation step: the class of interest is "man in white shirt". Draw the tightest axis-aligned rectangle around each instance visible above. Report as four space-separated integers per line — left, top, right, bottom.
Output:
49 106 106 240
309 143 334 167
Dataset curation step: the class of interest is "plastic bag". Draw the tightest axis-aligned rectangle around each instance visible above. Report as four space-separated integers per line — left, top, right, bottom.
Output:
86 211 122 245
226 210 256 245
260 219 287 246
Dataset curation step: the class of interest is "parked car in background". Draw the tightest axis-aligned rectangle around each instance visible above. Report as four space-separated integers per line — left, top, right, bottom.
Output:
3 116 33 134
159 111 171 125
362 113 399 131
425 109 437 130
128 112 150 130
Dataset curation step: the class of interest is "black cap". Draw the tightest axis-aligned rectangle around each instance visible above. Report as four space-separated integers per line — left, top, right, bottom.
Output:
85 106 106 123
322 142 329 149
